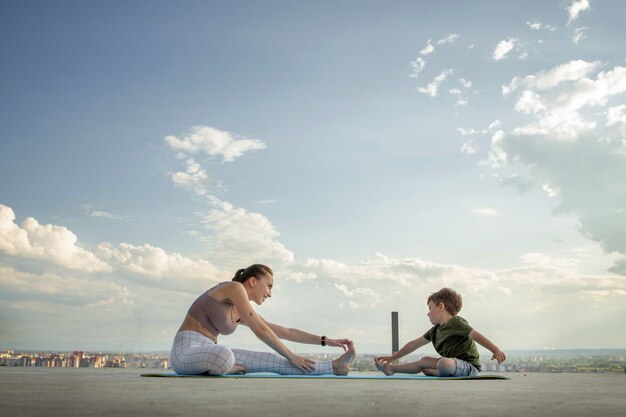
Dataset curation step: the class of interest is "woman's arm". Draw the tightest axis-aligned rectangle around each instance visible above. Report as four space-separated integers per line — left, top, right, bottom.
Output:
469 329 506 363
225 282 316 372
259 317 350 350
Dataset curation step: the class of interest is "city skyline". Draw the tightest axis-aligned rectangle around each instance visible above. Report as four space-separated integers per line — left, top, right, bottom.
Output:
1 1 626 353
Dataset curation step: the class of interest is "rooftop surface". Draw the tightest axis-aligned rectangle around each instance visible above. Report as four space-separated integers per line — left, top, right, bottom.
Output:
2 367 625 417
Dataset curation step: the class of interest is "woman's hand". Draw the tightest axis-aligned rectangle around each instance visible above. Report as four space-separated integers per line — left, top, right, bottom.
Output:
288 353 317 373
325 338 352 351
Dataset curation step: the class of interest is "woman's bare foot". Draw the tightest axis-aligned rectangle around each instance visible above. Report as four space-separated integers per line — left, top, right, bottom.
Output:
226 364 248 375
374 360 395 376
332 341 356 375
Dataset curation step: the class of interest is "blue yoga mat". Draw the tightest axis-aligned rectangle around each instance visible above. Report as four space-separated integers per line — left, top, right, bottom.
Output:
140 372 509 380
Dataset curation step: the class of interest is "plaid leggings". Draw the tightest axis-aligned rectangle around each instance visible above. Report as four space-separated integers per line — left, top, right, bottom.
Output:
170 330 333 375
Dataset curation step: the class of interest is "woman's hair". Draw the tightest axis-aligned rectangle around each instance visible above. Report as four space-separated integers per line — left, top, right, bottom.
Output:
232 264 273 283
427 288 462 316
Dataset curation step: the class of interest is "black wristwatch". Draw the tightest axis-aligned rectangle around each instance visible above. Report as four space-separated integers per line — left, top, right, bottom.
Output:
321 336 326 346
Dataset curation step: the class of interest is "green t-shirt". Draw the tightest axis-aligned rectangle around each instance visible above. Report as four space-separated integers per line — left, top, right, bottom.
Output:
423 316 481 369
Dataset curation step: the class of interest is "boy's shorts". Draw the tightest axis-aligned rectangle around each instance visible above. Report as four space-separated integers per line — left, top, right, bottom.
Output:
452 358 480 377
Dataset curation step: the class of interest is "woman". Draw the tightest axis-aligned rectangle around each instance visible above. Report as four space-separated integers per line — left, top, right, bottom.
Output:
170 264 356 375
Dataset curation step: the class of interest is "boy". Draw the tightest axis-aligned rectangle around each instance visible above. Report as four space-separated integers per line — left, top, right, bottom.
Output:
374 288 506 377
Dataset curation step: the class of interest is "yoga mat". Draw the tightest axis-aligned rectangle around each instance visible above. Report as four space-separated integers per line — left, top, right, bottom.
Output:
141 372 509 380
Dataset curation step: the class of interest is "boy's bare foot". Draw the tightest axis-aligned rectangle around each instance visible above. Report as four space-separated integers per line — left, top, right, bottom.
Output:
374 360 395 376
332 341 356 375
226 364 248 375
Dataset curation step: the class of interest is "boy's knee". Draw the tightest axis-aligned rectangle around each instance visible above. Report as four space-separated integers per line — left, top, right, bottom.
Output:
437 358 456 376
209 347 235 375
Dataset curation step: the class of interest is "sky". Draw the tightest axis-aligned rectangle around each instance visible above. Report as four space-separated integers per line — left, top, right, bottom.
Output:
1 0 625 355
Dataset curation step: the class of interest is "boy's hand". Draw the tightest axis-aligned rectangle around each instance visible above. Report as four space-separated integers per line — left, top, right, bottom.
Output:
374 355 394 365
491 350 506 364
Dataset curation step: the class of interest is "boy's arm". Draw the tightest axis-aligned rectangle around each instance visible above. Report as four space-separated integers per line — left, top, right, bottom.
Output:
469 329 506 363
376 336 429 363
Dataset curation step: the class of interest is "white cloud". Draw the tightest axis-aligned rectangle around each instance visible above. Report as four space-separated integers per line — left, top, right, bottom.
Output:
573 27 588 44
417 69 454 97
437 33 460 44
515 91 546 114
82 205 125 220
483 61 626 269
0 204 110 273
527 21 558 31
168 157 210 196
606 105 626 129
461 141 477 155
96 242 220 282
199 197 294 270
492 38 519 61
459 78 472 89
567 0 590 24
542 184 559 197
409 56 426 78
504 61 626 141
420 39 434 55
283 272 317 283
0 266 133 307
473 208 499 216
164 125 266 162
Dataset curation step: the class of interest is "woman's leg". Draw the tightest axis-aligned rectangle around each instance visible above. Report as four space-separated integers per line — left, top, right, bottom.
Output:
232 349 333 375
170 330 235 375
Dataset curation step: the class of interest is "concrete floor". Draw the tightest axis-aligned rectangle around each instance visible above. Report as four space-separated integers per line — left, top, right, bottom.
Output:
1 367 625 417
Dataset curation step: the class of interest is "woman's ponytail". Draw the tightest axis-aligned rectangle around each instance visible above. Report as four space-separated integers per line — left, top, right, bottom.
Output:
231 264 273 283
232 269 246 282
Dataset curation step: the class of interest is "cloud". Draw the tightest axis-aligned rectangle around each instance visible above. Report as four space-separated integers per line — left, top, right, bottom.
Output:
460 140 477 154
514 91 546 114
198 197 294 270
81 204 125 220
606 105 626 131
96 242 220 283
409 56 426 79
0 266 132 307
0 204 110 273
527 21 558 31
567 0 590 24
492 38 519 61
420 39 434 55
164 125 266 162
417 69 454 97
502 60 600 93
508 63 626 141
483 61 626 270
573 27 588 44
501 175 534 194
473 208 499 216
437 33 460 44
168 157 211 196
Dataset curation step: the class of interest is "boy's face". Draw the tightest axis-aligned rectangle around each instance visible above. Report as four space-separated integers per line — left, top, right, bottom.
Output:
427 301 445 325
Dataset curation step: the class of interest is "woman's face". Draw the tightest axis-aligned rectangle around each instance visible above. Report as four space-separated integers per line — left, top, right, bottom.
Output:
251 274 274 305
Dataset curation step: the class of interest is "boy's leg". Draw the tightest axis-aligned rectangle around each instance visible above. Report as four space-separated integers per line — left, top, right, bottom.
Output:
425 357 478 377
376 356 440 375
435 357 456 376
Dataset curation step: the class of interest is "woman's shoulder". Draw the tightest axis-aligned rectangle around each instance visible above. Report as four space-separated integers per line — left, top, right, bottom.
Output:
208 281 244 296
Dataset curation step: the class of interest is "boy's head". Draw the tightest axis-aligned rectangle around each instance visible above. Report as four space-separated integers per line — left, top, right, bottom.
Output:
427 288 462 316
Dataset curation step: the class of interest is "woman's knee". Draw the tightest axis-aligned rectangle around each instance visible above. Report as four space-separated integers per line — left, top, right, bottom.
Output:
208 346 235 375
436 358 456 376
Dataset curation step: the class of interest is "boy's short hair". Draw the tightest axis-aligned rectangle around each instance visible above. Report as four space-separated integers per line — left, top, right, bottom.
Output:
428 288 462 316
